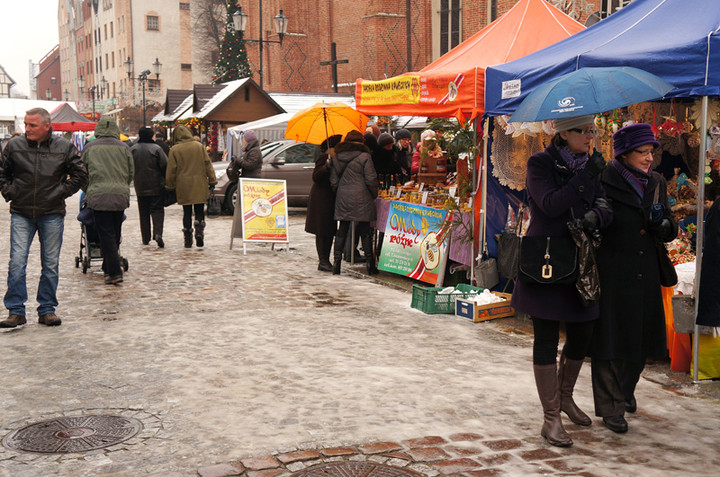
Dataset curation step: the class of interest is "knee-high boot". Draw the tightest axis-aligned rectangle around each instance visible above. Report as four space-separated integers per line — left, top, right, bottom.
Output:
333 233 347 275
361 233 378 274
534 364 573 447
558 353 592 426
194 220 206 247
183 227 193 248
316 235 334 271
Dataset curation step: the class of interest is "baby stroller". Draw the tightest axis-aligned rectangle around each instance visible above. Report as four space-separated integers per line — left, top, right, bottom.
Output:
74 192 129 274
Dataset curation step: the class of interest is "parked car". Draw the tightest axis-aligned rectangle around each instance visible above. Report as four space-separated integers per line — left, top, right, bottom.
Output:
213 139 321 214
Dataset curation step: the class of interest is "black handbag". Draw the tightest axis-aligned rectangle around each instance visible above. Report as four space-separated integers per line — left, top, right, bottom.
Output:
163 189 177 207
518 235 579 285
207 190 222 217
657 242 678 287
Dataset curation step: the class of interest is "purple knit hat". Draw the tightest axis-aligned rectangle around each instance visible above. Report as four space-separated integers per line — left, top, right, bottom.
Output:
612 123 660 159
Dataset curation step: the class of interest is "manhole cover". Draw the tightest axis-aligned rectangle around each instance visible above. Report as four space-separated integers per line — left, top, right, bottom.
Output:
291 462 422 477
2 415 142 454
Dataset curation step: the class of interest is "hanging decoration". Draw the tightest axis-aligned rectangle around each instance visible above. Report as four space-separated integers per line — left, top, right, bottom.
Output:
209 122 220 152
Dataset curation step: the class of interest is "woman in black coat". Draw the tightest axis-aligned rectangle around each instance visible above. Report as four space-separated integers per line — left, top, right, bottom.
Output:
697 195 720 327
512 115 612 447
305 135 342 272
330 130 379 275
589 123 678 434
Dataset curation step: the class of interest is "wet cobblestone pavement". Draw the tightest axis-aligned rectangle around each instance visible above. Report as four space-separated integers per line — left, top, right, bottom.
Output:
0 193 719 477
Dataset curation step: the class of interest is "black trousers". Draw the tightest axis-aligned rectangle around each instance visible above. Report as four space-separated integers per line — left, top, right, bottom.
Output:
93 210 124 277
137 195 164 244
182 203 205 229
591 357 645 417
532 317 595 365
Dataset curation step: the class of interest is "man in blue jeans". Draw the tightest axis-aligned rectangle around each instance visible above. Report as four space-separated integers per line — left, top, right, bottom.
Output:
0 108 88 328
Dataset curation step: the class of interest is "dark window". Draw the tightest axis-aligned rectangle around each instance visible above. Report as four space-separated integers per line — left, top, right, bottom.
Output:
277 144 318 164
181 63 192 70
179 3 190 10
439 0 461 56
147 15 159 31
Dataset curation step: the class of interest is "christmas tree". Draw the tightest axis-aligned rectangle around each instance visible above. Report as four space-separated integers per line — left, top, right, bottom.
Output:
212 1 252 84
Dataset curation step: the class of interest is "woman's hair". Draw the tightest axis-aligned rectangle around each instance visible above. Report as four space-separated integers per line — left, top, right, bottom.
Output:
551 133 568 148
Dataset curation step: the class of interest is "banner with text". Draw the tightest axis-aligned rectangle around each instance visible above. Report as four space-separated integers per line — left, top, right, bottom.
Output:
378 201 454 284
236 178 289 242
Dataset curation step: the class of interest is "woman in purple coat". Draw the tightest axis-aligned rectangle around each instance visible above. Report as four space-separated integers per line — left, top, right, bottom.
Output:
512 115 612 447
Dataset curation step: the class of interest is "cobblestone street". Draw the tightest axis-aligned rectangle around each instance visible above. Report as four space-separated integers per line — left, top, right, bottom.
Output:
0 192 719 477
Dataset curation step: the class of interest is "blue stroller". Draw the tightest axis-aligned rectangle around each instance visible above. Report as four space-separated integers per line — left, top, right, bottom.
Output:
74 192 129 274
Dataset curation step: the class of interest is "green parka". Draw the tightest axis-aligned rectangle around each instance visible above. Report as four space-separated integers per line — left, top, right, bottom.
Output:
81 116 133 211
166 125 217 205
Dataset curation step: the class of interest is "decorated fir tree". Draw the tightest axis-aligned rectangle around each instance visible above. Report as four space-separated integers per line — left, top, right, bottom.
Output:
212 1 252 84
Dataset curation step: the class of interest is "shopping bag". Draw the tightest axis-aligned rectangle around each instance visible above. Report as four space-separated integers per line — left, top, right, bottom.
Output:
207 191 221 217
163 189 177 207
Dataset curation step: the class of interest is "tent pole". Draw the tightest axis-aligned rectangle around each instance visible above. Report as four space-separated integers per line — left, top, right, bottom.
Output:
470 117 479 285
692 95 709 384
481 117 490 263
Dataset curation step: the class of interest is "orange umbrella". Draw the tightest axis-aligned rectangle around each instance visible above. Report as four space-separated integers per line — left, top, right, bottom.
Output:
284 102 370 145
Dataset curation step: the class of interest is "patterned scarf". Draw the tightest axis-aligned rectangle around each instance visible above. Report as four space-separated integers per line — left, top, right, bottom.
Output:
558 146 589 173
611 159 649 203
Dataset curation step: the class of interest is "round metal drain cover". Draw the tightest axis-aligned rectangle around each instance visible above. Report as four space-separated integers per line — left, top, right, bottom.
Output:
2 415 142 454
291 462 422 477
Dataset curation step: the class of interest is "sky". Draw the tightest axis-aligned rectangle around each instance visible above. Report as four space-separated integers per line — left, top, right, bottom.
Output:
0 0 61 97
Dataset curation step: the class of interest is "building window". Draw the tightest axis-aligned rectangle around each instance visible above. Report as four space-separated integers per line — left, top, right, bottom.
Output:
179 3 190 10
147 15 159 31
110 21 114 37
439 0 461 56
181 63 192 70
50 77 57 84
148 79 160 91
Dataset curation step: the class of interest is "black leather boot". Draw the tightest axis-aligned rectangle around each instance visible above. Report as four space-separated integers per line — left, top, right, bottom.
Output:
183 227 193 248
333 233 347 275
361 233 379 274
194 220 206 247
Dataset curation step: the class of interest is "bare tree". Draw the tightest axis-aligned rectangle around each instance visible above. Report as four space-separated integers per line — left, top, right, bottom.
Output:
192 0 228 79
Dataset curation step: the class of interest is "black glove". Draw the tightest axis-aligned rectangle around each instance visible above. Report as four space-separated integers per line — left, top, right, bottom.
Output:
584 150 606 178
650 218 672 237
593 197 612 214
581 209 599 233
209 184 215 192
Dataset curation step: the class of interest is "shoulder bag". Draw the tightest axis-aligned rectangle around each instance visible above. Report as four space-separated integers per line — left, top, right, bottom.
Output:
207 189 222 217
518 235 579 285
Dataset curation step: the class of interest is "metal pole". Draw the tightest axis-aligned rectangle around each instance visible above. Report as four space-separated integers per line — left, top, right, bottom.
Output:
142 78 147 126
406 0 412 72
692 95 709 383
91 88 95 119
259 0 264 89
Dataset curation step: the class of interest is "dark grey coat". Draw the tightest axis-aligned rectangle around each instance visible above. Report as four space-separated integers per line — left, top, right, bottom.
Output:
305 151 337 237
697 197 720 326
589 165 677 361
511 144 612 322
131 142 167 197
330 141 378 222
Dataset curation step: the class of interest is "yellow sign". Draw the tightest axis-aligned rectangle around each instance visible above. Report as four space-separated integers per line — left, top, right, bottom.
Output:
236 178 289 242
357 75 421 106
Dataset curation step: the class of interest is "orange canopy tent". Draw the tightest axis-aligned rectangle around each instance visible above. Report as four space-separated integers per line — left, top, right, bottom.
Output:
355 0 585 121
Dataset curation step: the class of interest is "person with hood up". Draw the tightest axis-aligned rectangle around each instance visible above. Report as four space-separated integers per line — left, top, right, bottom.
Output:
166 125 217 248
131 127 168 247
330 129 379 275
82 116 134 285
228 129 262 180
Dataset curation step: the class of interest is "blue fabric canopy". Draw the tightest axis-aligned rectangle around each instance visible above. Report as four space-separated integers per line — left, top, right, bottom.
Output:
485 0 720 116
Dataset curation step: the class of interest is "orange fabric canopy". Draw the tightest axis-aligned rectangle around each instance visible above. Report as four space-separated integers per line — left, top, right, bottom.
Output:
355 0 584 119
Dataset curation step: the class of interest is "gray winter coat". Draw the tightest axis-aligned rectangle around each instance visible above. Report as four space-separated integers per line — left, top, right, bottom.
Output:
330 141 378 222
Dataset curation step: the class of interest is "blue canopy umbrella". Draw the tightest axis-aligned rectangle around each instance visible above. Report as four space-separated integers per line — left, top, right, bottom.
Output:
508 66 674 122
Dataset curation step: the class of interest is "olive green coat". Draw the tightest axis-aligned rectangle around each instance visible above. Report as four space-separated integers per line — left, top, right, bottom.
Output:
166 126 217 206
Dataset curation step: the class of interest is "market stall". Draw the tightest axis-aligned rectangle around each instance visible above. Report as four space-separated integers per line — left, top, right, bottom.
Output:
484 0 720 380
354 0 585 286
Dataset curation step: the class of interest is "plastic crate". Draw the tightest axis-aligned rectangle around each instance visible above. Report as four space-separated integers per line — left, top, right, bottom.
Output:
411 283 484 314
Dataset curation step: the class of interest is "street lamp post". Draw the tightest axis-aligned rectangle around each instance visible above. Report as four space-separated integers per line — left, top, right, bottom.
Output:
125 57 162 126
232 2 288 89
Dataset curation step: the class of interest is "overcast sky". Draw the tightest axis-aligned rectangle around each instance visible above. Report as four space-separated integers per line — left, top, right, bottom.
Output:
0 0 60 97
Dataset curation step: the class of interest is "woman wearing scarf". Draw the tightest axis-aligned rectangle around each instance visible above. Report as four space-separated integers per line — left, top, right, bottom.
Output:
589 123 677 434
512 115 612 447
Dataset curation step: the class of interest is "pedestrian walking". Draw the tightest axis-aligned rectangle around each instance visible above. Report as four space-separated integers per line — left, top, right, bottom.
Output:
166 125 217 248
82 116 134 285
589 123 678 434
511 115 612 447
305 134 342 272
131 127 167 248
330 129 379 275
0 108 88 327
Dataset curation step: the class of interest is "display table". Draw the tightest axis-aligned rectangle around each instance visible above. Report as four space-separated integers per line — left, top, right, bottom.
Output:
374 198 474 267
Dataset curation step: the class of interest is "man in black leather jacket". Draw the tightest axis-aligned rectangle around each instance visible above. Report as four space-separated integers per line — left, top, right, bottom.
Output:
0 108 88 328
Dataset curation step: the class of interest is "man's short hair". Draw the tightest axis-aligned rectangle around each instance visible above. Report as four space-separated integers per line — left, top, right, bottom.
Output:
25 108 51 124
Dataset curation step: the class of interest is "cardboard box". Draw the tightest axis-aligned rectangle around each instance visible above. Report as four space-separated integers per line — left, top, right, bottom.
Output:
455 292 514 322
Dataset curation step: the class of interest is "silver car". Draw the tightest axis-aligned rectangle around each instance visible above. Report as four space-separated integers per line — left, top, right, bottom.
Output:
213 140 321 214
